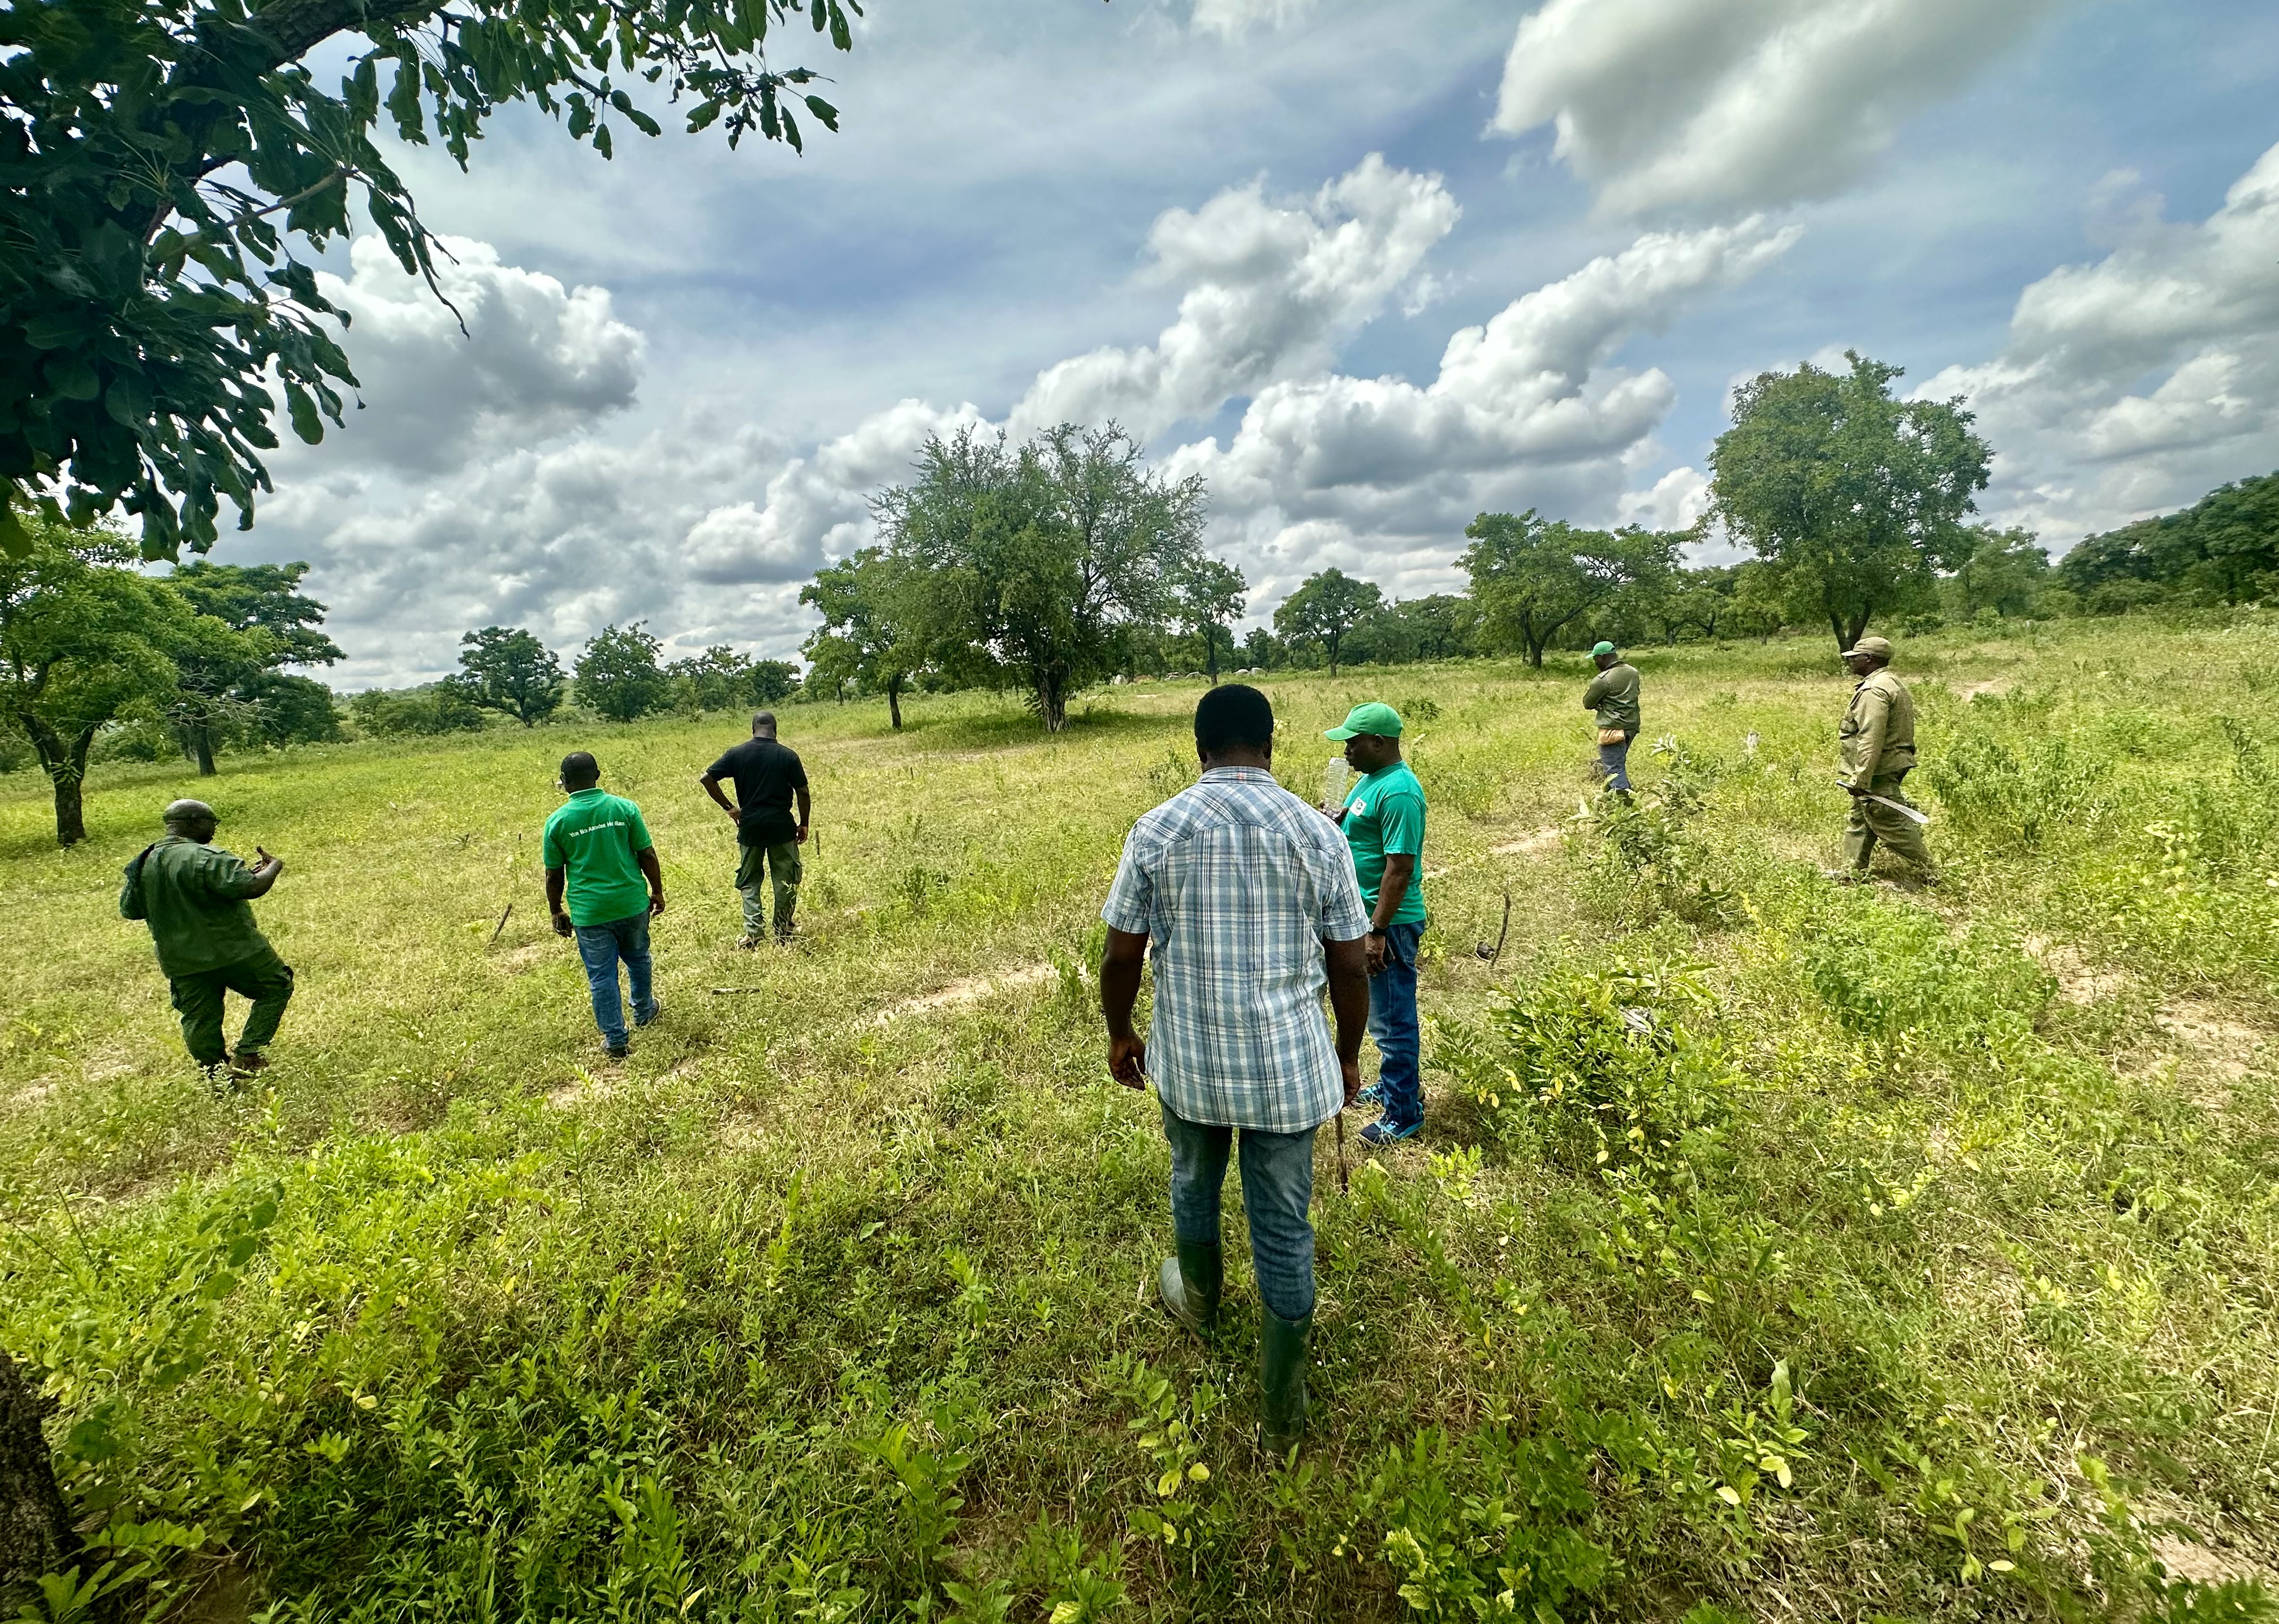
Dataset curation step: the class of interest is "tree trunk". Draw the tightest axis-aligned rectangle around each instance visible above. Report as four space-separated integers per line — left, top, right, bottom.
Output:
887 676 904 731
49 770 85 848
1036 671 1068 733
193 727 217 776
1205 630 1219 685
1326 634 1341 678
0 1354 80 1600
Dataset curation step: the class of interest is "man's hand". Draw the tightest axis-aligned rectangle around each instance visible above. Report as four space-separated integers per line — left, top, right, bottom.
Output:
722 803 741 823
649 890 667 917
1341 1054 1363 1107
552 910 573 938
1108 1033 1147 1090
795 823 809 845
1365 932 1388 976
253 845 281 871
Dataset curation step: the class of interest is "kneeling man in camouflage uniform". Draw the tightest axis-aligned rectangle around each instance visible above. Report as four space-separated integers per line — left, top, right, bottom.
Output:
1832 636 1935 883
120 799 293 1077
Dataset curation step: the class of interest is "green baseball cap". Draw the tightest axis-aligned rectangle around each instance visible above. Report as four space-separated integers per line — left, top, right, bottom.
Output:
1324 701 1403 740
1591 641 1617 658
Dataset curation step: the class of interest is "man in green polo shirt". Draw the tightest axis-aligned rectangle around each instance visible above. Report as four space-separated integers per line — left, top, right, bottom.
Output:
120 798 293 1080
543 751 666 1059
1323 702 1428 1146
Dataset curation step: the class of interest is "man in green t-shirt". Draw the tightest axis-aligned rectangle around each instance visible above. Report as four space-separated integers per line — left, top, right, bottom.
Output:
120 798 293 1080
1323 702 1428 1146
542 752 666 1059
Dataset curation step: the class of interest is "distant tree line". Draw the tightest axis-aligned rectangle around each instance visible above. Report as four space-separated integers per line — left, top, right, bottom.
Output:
10 349 2275 842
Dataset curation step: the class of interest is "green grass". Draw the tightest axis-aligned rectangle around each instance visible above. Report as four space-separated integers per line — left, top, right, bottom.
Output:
5 619 2278 1623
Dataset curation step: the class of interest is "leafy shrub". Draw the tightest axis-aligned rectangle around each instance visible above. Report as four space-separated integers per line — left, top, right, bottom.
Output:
348 683 484 737
1578 743 1732 925
1434 960 1736 1173
1794 893 2052 1052
1919 731 2109 853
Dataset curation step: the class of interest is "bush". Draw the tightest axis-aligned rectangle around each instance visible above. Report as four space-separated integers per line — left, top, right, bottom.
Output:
1434 958 1736 1173
349 684 485 737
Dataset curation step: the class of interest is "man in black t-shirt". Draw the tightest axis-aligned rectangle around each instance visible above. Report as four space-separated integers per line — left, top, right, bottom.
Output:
698 711 812 947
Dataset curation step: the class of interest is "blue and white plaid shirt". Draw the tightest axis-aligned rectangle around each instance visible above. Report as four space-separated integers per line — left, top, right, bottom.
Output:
1102 766 1371 1134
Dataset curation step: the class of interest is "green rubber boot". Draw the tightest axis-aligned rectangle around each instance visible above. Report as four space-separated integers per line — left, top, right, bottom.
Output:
1259 1305 1312 1459
1157 1239 1222 1339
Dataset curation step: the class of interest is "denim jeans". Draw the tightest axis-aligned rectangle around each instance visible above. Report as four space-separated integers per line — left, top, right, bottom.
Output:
1160 1100 1318 1322
574 912 657 1048
1596 735 1633 792
1367 919 1425 1130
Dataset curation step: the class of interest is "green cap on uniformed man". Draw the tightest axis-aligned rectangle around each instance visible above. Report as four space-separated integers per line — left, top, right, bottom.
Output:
1591 641 1617 658
1324 701 1403 740
1844 635 1894 663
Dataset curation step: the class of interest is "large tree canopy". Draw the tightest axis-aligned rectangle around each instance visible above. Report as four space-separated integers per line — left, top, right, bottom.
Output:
1709 352 1991 654
801 546 923 727
875 424 1208 733
2057 468 2279 610
1460 512 1670 668
1 0 856 560
1272 568 1381 677
0 520 227 843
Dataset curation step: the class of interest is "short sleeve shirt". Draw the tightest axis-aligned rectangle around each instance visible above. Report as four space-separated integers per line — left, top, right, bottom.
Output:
120 836 273 977
1100 767 1370 1133
541 790 654 926
1341 762 1428 925
705 737 808 847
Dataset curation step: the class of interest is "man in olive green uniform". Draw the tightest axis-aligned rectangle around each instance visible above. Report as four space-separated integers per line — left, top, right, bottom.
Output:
1581 640 1641 793
119 799 293 1077
1833 636 1935 882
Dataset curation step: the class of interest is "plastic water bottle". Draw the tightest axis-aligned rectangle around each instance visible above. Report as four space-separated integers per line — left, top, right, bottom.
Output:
1323 756 1352 811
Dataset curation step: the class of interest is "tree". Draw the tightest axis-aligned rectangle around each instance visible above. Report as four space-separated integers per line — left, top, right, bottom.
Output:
801 547 924 727
1951 526 2052 619
456 627 564 727
242 671 342 745
1709 351 1992 655
349 682 482 737
0 521 200 843
665 645 753 715
575 623 668 723
2057 469 2279 608
1460 513 1671 667
878 424 1207 733
2 0 857 562
1398 595 1477 662
1175 558 1248 684
161 559 342 772
748 660 801 704
1273 568 1382 677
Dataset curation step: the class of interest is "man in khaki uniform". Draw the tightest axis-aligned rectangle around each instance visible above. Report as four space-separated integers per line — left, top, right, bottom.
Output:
1831 635 1935 882
120 799 293 1077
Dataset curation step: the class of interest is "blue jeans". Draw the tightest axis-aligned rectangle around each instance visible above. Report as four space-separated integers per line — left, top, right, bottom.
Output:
574 912 656 1048
1596 735 1633 792
1368 920 1425 1130
1160 1102 1317 1322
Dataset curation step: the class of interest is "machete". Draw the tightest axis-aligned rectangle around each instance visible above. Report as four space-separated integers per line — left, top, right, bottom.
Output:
1837 778 1931 826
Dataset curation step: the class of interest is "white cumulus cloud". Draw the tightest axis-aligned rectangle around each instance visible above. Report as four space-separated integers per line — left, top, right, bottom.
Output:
1494 0 2075 218
312 235 645 473
1920 142 2279 546
1009 155 1458 439
1167 217 1800 602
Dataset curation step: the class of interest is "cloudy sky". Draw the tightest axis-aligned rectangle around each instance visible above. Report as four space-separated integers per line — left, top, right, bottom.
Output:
236 0 2279 686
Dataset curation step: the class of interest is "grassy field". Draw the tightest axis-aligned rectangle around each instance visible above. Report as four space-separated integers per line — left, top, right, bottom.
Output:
5 617 2278 1623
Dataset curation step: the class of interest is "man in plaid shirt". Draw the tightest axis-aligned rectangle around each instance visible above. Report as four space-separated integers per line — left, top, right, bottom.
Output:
1099 683 1371 1458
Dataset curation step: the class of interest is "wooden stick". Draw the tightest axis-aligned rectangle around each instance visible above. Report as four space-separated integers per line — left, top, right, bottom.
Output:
488 902 512 945
1337 1111 1349 1197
